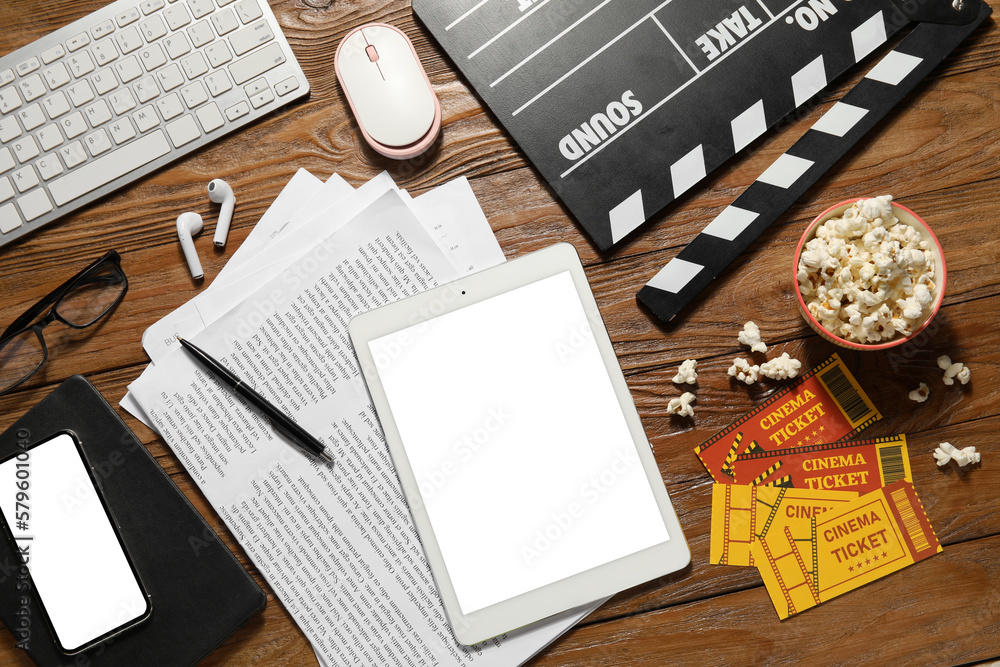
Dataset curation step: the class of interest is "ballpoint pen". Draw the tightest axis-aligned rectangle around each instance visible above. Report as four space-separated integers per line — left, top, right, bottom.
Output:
176 336 335 463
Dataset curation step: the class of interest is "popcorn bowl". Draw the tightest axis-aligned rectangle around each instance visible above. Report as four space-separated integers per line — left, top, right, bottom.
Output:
793 198 947 351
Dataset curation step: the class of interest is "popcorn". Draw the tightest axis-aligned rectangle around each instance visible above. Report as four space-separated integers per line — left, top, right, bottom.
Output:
759 352 802 380
728 357 760 385
933 442 981 468
672 359 699 385
797 196 937 344
938 355 971 385
738 321 767 354
666 392 696 417
908 382 930 403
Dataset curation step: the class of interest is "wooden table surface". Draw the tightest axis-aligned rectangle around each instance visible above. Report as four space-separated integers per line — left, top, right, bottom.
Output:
2 0 999 665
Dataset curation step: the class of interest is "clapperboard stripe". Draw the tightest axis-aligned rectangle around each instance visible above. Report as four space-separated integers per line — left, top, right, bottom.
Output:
638 4 991 323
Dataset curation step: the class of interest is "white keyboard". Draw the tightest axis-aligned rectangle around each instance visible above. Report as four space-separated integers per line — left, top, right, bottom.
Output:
0 0 309 248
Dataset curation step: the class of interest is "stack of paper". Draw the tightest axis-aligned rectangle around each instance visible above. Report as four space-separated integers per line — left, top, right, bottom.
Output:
122 171 600 665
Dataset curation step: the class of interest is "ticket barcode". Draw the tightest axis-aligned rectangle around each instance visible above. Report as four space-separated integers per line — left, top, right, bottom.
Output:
891 487 931 552
879 445 906 485
816 363 873 425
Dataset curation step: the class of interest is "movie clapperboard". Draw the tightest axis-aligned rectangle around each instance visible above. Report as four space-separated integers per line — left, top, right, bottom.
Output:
413 0 908 251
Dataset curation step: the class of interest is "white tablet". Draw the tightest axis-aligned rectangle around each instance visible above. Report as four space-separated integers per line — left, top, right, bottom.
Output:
349 243 689 644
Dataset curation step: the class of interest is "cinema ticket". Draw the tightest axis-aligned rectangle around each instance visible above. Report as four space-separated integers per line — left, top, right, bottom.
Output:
710 484 857 567
752 481 942 619
733 435 912 493
695 355 881 482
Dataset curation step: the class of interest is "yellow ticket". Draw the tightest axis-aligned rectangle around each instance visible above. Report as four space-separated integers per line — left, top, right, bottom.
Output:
710 484 857 567
752 480 942 619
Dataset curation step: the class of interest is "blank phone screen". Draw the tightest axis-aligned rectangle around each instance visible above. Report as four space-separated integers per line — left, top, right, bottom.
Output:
369 271 670 615
0 433 149 652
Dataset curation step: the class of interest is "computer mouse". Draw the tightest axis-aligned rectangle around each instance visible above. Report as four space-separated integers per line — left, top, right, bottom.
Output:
335 23 441 160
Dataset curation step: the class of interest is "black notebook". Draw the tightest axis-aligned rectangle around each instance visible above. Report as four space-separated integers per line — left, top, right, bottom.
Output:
0 375 266 666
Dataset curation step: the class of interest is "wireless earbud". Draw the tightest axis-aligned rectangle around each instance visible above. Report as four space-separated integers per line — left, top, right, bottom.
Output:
207 179 235 248
177 212 205 279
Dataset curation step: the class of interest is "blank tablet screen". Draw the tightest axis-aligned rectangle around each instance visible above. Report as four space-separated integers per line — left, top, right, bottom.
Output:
368 271 670 614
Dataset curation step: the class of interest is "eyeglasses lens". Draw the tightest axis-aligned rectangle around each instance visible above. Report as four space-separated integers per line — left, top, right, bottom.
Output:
55 264 127 327
0 330 45 393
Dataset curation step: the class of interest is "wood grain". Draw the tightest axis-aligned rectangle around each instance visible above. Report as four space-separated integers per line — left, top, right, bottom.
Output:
1 0 999 665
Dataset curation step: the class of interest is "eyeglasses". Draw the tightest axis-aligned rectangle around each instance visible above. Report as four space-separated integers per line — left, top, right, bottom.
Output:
0 250 128 396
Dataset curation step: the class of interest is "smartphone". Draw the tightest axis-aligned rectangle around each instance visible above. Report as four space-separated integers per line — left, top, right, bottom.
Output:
0 432 151 654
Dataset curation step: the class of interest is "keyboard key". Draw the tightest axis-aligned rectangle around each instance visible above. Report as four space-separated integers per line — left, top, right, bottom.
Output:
217 0 236 5
16 57 40 76
116 7 141 26
41 44 66 64
181 81 208 108
205 41 232 68
92 41 120 66
85 99 113 126
37 153 64 180
92 68 118 95
0 147 13 173
115 26 144 54
188 20 215 47
133 105 159 132
134 75 160 103
0 86 22 113
13 136 40 162
60 111 87 139
66 80 95 107
189 0 216 19
275 76 298 96
243 78 266 96
164 33 191 59
37 124 63 151
196 102 224 132
84 128 112 156
110 88 137 114
91 20 116 40
0 177 12 202
59 141 88 168
235 0 262 23
139 44 167 72
12 165 39 192
157 63 184 91
0 118 19 143
43 91 71 118
67 33 91 52
0 70 13 86
166 114 200 147
17 104 45 131
17 75 46 102
139 15 168 41
110 117 137 144
50 130 170 206
181 52 208 79
248 87 273 109
164 4 191 30
156 92 184 120
115 55 143 83
204 70 231 96
229 42 284 84
224 100 248 121
68 51 96 78
230 20 273 56
17 188 53 221
140 0 166 15
42 62 71 89
0 204 21 234
211 8 239 35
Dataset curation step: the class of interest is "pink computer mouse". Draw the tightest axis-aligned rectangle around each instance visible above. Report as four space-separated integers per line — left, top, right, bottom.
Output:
335 23 442 160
